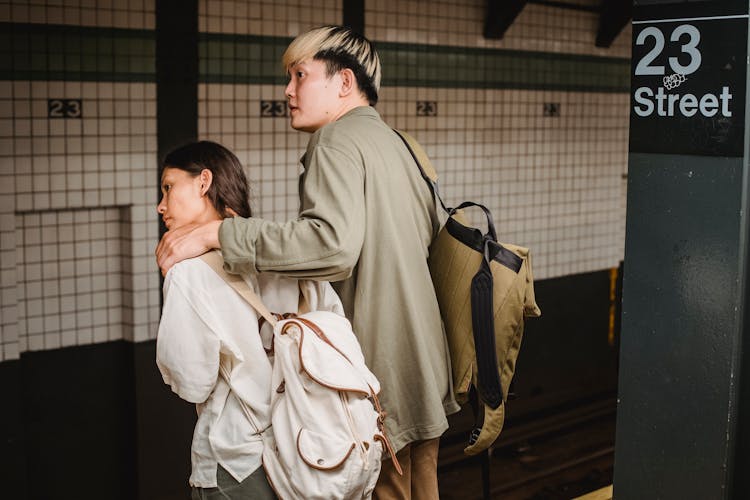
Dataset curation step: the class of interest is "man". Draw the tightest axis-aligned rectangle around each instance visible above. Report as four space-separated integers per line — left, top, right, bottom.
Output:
156 25 458 499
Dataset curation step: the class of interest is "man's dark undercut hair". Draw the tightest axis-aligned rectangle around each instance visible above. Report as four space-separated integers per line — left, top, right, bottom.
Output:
316 47 379 105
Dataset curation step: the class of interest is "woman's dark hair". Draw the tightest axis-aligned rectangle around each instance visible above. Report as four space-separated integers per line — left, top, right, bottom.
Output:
162 141 252 218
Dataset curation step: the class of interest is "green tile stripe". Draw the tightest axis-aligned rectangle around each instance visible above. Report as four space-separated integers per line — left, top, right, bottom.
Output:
0 22 155 82
199 32 292 85
199 33 629 92
377 41 631 93
1 24 630 93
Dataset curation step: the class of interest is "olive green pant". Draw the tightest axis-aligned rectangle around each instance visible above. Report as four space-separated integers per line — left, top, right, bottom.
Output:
191 464 276 500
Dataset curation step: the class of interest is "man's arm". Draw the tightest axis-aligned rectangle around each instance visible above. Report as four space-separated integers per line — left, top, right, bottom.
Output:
156 219 222 276
220 143 366 280
155 142 365 280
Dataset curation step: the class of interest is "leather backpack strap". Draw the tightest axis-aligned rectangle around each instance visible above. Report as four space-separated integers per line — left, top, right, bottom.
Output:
393 129 438 182
393 128 450 215
199 250 278 327
370 390 404 476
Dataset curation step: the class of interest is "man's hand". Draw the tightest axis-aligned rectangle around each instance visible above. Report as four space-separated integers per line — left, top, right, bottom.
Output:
156 220 223 276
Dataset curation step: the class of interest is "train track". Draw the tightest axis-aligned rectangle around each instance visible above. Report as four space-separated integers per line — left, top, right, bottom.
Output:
438 395 617 499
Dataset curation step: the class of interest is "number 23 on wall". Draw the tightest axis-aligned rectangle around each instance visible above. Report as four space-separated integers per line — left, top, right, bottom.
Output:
635 24 701 76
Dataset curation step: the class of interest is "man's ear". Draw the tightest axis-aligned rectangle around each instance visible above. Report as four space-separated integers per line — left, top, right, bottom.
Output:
199 169 213 196
339 68 357 98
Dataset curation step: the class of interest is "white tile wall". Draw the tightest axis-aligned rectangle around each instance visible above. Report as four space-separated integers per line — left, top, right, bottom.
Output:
15 207 132 351
0 79 160 361
0 0 632 362
0 0 155 29
0 0 159 362
199 83 307 222
378 87 628 279
199 0 341 36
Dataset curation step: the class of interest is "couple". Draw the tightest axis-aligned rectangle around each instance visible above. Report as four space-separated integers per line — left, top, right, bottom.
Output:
155 26 459 499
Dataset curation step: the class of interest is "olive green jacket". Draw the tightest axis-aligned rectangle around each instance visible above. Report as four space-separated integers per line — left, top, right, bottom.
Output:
219 106 459 451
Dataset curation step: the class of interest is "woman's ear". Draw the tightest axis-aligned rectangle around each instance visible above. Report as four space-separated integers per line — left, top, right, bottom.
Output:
199 169 213 196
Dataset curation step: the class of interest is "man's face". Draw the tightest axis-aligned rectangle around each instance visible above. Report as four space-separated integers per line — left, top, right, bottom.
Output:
285 59 343 133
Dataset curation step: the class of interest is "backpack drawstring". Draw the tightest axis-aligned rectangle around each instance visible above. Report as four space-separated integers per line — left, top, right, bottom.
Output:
370 390 403 476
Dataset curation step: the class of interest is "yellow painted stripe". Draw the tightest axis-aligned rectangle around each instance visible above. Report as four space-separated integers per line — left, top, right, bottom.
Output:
608 267 618 347
573 484 613 500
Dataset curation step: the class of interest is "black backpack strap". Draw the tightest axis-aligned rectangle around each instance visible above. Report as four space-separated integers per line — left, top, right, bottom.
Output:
471 255 503 409
459 200 503 409
453 201 497 241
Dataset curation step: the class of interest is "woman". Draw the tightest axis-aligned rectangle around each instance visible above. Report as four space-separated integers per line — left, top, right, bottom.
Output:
155 141 344 499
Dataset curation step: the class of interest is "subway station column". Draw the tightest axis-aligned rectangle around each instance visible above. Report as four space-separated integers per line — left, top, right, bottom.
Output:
136 1 200 497
614 1 750 498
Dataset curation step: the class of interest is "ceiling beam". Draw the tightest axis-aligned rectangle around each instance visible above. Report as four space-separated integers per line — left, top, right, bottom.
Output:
484 0 528 40
596 0 632 47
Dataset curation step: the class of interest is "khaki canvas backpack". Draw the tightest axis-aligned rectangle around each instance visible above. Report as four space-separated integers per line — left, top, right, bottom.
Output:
395 130 542 456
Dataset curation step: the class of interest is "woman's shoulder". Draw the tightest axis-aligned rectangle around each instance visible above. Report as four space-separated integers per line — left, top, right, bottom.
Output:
165 256 212 284
165 256 256 297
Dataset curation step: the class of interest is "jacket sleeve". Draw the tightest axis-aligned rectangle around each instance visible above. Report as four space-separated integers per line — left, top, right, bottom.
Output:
219 144 365 281
156 271 221 404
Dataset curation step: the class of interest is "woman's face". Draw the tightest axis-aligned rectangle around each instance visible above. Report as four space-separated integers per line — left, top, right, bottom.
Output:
157 167 213 230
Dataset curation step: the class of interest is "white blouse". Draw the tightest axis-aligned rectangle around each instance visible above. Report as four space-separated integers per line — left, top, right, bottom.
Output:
156 257 344 487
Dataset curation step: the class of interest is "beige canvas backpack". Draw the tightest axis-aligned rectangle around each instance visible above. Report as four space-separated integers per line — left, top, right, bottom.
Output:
395 130 542 455
200 251 401 498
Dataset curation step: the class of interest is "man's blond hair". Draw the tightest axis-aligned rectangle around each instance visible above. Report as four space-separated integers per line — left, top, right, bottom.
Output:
283 26 381 105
